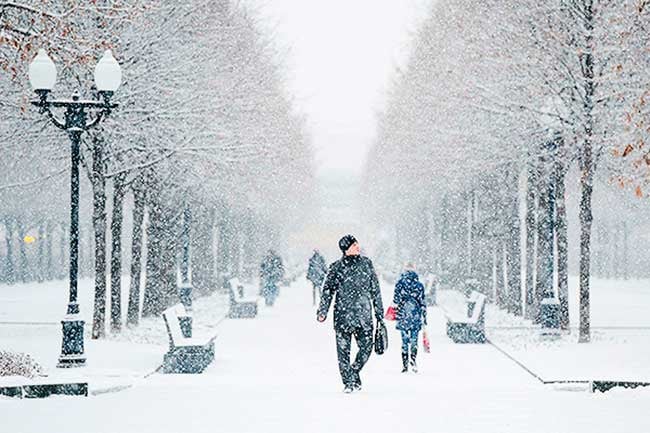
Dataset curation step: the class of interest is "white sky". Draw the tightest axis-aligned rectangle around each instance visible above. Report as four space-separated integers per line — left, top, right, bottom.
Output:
246 0 434 178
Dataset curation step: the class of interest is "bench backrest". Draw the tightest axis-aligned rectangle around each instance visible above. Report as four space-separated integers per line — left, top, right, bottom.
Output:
468 291 486 324
162 305 186 349
228 278 244 300
466 291 478 316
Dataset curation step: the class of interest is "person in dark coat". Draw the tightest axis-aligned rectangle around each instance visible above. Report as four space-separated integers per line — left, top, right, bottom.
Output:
317 235 384 393
307 250 328 306
260 250 285 306
392 263 427 373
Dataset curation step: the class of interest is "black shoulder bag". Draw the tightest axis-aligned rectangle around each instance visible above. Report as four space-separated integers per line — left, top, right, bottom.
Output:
374 321 388 355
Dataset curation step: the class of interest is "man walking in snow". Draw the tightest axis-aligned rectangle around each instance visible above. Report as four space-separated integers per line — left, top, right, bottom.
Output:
317 235 385 393
307 249 327 306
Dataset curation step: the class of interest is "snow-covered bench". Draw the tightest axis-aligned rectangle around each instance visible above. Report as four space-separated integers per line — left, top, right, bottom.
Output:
0 376 87 399
162 305 215 374
446 291 486 344
227 278 258 319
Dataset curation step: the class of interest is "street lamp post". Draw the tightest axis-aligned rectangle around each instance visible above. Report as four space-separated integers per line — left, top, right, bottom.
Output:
28 49 122 367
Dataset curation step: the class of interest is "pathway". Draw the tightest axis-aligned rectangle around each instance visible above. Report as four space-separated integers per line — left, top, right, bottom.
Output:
2 279 649 433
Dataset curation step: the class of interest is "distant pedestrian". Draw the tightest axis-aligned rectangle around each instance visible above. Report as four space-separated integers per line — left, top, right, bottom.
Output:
392 263 427 373
307 250 327 306
317 235 385 393
260 250 285 306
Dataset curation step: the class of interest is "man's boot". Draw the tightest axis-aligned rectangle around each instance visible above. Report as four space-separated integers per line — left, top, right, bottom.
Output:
352 370 362 391
410 347 418 373
401 352 409 373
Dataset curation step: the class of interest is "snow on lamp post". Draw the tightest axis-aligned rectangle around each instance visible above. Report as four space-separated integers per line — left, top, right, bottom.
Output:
28 49 122 368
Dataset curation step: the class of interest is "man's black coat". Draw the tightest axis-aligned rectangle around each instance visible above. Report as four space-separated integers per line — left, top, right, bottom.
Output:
318 255 384 331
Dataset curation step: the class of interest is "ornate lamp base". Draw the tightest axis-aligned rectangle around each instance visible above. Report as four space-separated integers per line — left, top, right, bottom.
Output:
58 312 86 368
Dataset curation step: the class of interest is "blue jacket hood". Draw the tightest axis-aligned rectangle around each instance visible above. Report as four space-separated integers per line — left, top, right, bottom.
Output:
399 270 419 282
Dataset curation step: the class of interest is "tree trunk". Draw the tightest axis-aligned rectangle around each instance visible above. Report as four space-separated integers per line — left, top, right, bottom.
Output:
180 205 191 284
59 223 67 280
127 187 146 327
534 162 551 324
110 173 127 333
4 217 14 284
45 220 53 281
217 206 234 280
439 195 451 288
506 167 522 316
79 225 91 278
192 205 216 295
612 225 620 279
495 243 505 308
87 226 94 279
621 221 631 280
78 224 85 279
16 221 28 283
240 215 254 282
416 206 430 273
524 154 537 321
579 0 595 343
243 214 261 283
555 156 570 330
475 230 493 299
142 194 179 317
231 219 242 278
467 191 475 278
142 201 164 317
578 166 593 343
215 212 228 292
91 136 108 339
37 222 45 283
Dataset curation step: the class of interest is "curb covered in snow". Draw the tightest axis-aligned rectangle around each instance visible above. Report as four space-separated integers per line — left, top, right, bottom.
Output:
488 339 650 393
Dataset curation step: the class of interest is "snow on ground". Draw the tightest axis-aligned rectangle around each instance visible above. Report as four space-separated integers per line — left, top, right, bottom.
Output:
0 277 229 392
470 277 650 383
2 277 649 433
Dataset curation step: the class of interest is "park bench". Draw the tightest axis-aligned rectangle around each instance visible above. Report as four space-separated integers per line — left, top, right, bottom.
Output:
162 304 215 374
0 377 87 399
446 290 486 344
227 277 258 319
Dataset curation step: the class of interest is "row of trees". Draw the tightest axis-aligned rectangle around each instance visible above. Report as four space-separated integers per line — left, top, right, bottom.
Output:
364 1 650 342
0 2 315 336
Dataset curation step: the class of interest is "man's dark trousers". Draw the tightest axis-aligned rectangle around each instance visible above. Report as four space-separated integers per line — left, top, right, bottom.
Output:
335 326 373 387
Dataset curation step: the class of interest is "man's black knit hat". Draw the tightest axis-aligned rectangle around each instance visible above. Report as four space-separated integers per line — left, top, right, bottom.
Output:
338 234 357 253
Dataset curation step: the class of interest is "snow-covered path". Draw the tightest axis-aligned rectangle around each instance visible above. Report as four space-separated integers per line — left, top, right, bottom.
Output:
3 279 650 433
